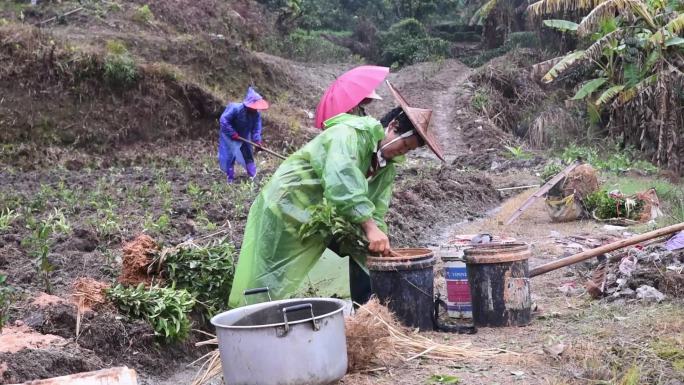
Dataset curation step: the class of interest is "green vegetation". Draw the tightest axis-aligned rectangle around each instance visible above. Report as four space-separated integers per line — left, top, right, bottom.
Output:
471 88 490 111
427 374 461 384
103 40 138 88
560 144 658 174
379 18 450 67
133 4 154 24
299 199 367 257
267 29 355 63
107 284 195 342
504 145 533 160
162 240 236 319
540 162 563 182
529 0 684 172
22 221 55 294
583 190 645 220
0 274 13 331
0 208 19 232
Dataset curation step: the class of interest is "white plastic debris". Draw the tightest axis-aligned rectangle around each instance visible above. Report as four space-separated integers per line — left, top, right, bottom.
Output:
618 256 638 277
636 285 666 303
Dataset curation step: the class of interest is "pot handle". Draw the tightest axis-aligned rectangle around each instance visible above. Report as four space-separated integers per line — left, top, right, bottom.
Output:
282 303 320 335
243 287 272 305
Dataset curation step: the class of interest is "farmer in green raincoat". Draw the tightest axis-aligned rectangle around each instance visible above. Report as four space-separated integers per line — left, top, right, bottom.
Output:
228 82 445 308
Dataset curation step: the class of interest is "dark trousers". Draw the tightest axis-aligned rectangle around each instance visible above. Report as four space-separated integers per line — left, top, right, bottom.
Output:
328 242 372 305
240 142 255 164
349 258 372 305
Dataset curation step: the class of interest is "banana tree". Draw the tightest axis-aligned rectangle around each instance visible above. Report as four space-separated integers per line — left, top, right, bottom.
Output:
527 0 684 170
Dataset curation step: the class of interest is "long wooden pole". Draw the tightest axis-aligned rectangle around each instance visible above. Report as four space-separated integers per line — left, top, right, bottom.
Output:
237 137 287 160
504 160 580 226
530 222 684 277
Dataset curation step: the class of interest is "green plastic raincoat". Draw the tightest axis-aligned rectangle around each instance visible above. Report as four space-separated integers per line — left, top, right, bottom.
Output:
227 114 401 308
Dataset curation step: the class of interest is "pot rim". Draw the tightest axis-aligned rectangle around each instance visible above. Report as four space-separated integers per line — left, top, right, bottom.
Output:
211 297 348 330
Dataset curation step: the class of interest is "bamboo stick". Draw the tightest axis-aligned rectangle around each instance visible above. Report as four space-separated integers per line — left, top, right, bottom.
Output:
530 222 684 277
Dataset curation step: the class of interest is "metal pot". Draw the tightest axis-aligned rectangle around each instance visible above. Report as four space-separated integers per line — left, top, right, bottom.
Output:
210 291 348 385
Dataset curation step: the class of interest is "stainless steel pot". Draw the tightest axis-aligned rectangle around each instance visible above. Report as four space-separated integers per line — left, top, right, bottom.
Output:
210 290 348 385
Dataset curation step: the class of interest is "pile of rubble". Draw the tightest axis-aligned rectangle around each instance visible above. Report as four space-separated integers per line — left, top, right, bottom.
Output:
586 244 684 303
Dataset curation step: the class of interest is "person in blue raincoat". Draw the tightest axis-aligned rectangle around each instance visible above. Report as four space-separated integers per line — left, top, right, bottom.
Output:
218 87 269 183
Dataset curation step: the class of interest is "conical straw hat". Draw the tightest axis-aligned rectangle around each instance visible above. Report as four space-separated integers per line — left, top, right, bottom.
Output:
386 81 445 162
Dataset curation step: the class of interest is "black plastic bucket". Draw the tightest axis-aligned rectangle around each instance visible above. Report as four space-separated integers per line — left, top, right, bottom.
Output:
464 243 532 327
367 248 435 330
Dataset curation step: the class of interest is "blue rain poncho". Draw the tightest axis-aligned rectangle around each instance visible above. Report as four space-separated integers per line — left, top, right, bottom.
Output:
227 113 403 308
217 88 264 172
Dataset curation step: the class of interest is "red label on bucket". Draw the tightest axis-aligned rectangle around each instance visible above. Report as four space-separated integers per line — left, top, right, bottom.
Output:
446 280 471 303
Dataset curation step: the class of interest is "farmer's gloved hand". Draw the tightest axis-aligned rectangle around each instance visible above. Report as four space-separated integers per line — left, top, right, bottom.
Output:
231 133 240 141
362 219 391 257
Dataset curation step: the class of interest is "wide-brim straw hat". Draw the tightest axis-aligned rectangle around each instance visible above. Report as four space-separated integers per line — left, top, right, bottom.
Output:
386 81 445 162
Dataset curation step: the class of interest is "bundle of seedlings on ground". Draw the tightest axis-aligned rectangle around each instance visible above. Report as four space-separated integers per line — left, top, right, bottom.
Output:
106 283 195 342
584 190 645 221
0 274 13 331
299 199 368 256
158 239 236 319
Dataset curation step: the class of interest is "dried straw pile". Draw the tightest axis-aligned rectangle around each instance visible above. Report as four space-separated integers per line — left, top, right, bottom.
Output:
347 298 513 372
345 297 401 371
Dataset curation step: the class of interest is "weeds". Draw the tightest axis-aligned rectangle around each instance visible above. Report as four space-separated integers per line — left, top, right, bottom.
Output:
107 284 195 342
0 274 13 331
133 4 154 24
560 143 658 174
427 374 461 384
540 162 563 183
504 145 533 160
162 240 236 318
103 40 137 88
471 88 490 111
0 208 19 232
618 365 641 385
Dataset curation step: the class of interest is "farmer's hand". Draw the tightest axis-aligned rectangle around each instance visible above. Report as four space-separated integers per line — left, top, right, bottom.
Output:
254 141 263 152
362 219 391 257
231 133 240 141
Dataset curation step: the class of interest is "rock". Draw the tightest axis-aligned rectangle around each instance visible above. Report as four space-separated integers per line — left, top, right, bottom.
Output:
636 285 666 303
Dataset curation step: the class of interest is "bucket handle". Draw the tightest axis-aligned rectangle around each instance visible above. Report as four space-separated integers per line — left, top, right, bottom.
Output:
281 303 320 336
243 287 272 305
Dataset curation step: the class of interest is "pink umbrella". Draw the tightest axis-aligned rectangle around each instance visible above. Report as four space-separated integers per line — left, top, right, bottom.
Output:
315 65 390 129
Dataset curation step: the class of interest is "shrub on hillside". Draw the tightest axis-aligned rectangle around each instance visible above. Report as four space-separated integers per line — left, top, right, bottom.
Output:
268 29 354 63
103 40 138 88
379 18 450 67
